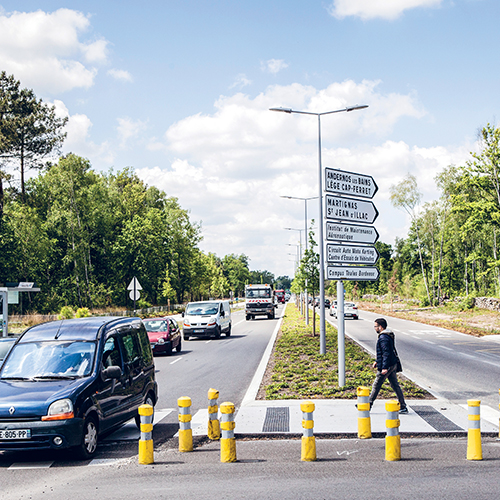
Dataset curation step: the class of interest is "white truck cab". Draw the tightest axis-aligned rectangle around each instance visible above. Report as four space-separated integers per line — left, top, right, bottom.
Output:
245 284 275 320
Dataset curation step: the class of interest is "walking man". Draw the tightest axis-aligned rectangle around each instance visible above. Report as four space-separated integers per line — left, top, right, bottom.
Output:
369 318 408 414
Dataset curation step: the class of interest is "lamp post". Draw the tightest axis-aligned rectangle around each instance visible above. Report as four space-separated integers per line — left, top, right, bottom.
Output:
271 104 368 354
281 195 318 325
287 242 301 312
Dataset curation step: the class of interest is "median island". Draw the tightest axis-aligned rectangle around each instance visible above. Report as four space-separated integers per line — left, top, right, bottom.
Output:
258 304 431 400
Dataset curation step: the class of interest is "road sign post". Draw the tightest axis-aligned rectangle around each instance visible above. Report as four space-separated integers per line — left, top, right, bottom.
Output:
325 221 379 244
127 277 143 312
326 244 379 265
325 168 378 199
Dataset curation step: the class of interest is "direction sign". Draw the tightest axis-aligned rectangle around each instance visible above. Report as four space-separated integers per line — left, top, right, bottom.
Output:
326 244 379 265
127 277 143 291
325 168 378 199
327 266 380 281
325 194 378 224
325 221 379 244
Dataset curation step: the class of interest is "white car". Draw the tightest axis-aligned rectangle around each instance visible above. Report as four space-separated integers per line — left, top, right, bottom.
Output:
330 301 359 319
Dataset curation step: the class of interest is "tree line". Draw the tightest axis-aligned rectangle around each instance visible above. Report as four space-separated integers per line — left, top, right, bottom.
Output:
0 71 289 313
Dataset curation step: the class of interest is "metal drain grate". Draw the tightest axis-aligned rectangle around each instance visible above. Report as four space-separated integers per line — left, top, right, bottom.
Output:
411 405 464 432
262 407 290 432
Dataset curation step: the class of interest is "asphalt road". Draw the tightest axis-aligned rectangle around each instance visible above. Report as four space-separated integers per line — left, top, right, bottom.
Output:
3 438 500 500
330 309 500 408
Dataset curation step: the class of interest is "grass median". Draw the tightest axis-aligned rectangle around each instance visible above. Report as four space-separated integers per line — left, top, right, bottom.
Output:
258 303 432 400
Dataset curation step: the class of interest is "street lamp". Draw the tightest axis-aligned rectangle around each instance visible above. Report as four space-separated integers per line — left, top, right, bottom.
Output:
281 195 318 325
271 104 368 355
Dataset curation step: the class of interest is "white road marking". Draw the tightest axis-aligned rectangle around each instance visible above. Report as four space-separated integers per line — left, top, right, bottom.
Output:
205 340 212 344
9 462 53 469
170 357 182 365
88 458 128 467
439 346 452 350
459 404 500 426
423 340 435 344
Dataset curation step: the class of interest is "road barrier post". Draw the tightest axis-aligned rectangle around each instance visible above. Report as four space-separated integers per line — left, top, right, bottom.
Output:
467 399 482 460
178 396 193 452
385 400 401 461
220 402 236 462
138 404 154 464
208 388 220 440
301 401 316 461
357 386 372 439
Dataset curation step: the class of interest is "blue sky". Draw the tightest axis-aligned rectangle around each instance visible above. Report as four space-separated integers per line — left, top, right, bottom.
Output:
1 0 498 277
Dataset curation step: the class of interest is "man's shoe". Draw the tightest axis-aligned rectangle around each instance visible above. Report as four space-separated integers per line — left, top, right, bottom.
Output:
399 407 409 414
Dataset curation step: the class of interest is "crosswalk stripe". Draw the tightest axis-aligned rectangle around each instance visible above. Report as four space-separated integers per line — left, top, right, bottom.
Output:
9 462 53 469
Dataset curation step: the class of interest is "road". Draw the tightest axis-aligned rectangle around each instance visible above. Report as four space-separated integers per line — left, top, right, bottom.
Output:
331 309 500 408
0 305 283 467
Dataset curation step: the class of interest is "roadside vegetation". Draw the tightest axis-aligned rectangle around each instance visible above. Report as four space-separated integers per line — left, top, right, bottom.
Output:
258 304 431 400
357 299 500 337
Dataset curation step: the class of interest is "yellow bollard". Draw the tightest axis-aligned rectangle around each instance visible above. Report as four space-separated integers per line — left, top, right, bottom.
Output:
385 400 401 461
301 401 316 462
467 399 482 460
178 396 193 452
138 404 154 465
220 402 237 462
208 388 220 440
357 386 372 439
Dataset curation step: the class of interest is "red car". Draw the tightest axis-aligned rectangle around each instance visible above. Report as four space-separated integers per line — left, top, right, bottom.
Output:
143 317 182 356
275 290 285 304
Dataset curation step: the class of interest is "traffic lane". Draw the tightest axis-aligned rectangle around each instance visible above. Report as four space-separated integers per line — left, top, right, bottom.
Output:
153 306 283 412
342 310 500 407
4 438 500 500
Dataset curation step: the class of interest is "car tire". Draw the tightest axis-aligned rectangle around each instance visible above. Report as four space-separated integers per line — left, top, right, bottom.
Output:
135 394 155 429
225 324 231 337
214 326 221 338
245 314 250 321
75 415 98 460
176 338 182 352
183 334 189 341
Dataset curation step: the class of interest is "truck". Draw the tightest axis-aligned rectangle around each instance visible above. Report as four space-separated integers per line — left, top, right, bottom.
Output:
245 284 275 320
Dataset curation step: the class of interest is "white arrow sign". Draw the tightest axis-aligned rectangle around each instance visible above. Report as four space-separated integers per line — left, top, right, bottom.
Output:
325 222 379 244
325 168 378 199
327 266 380 281
326 244 379 265
325 195 378 224
127 277 143 291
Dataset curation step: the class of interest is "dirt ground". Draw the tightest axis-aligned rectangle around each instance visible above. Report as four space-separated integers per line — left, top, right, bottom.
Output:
358 301 500 337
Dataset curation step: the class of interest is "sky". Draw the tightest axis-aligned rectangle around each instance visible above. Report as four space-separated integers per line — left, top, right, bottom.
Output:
0 0 498 278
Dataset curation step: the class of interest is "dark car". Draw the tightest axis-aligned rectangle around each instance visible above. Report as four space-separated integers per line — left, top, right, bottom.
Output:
313 297 331 308
0 337 18 366
143 317 181 355
0 317 157 459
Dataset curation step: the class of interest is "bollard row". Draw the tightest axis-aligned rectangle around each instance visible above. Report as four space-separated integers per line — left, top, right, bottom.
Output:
208 388 221 440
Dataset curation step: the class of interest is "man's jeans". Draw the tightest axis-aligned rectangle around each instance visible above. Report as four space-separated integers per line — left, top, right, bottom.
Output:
369 363 407 409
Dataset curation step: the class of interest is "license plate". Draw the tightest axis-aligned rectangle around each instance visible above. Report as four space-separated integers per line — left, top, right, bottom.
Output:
0 429 31 440
194 329 204 333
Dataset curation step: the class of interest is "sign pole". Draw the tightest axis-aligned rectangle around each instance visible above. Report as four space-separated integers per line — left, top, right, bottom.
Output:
337 280 345 387
1 290 7 337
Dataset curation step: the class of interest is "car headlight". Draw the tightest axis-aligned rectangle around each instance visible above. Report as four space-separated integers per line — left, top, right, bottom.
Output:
42 398 74 421
183 320 190 327
208 318 216 326
158 338 165 344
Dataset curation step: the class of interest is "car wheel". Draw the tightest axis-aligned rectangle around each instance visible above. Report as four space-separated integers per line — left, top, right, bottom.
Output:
183 334 189 341
176 337 182 352
225 324 231 337
245 314 250 321
165 343 173 356
214 326 221 338
75 416 98 460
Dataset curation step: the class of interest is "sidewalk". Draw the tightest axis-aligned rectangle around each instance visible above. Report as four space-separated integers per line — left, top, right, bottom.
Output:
233 304 500 438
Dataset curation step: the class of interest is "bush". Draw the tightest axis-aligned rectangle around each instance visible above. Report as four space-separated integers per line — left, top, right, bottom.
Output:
58 306 75 320
457 295 475 311
75 307 91 318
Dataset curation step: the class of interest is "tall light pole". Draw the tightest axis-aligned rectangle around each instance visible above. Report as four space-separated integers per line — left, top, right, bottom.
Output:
271 104 368 355
281 195 318 325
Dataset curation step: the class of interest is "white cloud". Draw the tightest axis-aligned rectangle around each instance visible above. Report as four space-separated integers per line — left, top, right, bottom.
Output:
262 59 289 74
131 79 465 276
230 73 252 89
117 117 148 147
329 0 443 20
107 68 133 82
53 99 114 165
0 8 109 93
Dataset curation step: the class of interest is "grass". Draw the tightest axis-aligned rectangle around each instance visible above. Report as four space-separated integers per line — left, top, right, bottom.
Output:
259 304 431 401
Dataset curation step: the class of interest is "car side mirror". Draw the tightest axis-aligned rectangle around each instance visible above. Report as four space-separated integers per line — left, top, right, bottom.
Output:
220 311 225 317
102 365 122 380
181 312 185 317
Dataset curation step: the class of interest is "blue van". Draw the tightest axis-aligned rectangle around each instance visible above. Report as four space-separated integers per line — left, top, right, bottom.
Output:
0 317 157 459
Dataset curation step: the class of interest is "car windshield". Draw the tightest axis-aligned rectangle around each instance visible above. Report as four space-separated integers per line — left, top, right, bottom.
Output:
245 289 271 298
144 320 168 332
0 341 96 380
345 303 356 307
0 339 16 361
186 303 219 315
